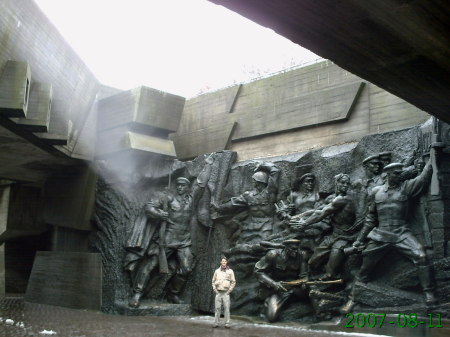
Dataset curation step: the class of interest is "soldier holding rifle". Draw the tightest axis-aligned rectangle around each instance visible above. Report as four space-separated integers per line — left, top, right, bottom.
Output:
125 155 214 307
254 239 341 322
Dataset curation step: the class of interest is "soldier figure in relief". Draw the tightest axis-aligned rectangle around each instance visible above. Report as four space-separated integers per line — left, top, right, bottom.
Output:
214 162 280 245
124 155 214 308
254 239 304 322
341 159 437 313
290 174 358 280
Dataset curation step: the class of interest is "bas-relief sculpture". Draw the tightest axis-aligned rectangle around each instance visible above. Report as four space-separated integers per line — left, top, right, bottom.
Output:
124 154 214 307
93 119 450 322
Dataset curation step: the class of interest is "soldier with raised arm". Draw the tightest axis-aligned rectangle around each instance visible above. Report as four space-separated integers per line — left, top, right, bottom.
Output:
125 155 214 308
341 158 437 313
214 162 280 244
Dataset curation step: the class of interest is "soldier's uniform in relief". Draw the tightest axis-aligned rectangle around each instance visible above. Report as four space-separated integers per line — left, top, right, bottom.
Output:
218 163 280 244
254 241 303 322
341 162 436 313
357 163 433 287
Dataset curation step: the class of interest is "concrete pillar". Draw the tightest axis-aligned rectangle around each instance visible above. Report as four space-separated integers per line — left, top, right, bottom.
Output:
0 183 11 297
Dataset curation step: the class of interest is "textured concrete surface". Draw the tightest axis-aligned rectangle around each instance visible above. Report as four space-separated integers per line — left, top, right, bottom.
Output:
1 297 449 337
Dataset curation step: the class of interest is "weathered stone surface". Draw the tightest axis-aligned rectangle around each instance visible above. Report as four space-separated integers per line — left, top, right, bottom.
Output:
353 281 423 308
97 86 185 133
12 82 52 132
115 301 192 316
93 121 450 320
0 61 30 117
25 251 102 311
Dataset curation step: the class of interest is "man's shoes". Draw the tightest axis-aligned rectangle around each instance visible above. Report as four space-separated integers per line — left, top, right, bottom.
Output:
340 299 356 314
224 324 230 329
213 324 219 328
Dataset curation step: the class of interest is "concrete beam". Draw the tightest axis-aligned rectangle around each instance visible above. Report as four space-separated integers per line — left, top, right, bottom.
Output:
0 61 31 118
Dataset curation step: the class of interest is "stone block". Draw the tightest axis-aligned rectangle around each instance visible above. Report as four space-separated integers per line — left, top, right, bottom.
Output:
427 212 445 229
170 121 237 159
0 61 31 117
426 200 445 214
25 251 102 310
96 129 176 158
97 86 185 132
353 281 423 308
11 82 52 132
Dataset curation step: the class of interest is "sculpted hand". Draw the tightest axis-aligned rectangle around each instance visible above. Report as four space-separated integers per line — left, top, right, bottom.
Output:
414 160 425 172
287 204 296 213
205 154 214 165
352 240 364 251
274 282 288 292
289 219 306 231
159 211 169 221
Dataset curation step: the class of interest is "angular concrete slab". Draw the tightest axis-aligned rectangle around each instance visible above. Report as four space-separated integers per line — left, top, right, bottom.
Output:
0 61 31 118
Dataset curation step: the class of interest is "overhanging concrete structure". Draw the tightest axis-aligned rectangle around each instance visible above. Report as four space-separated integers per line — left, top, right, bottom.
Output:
208 0 450 124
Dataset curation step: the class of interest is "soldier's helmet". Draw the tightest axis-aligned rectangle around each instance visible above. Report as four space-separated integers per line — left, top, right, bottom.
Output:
252 171 269 184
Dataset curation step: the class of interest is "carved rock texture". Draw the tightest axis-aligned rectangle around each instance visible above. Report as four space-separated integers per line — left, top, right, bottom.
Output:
93 122 450 320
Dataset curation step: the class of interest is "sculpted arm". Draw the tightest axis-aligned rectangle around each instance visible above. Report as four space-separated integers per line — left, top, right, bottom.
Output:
145 197 168 220
290 197 340 230
254 251 287 292
354 190 378 245
404 159 432 198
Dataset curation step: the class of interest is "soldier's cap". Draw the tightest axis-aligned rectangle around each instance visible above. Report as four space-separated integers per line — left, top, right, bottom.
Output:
283 239 301 246
362 155 380 165
383 162 403 172
175 177 191 185
378 151 392 159
298 172 315 182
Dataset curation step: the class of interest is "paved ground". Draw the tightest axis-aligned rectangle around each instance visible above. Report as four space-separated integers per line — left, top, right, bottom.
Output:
1 297 448 337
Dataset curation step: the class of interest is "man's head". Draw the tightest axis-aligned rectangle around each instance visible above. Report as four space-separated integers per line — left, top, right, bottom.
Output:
220 257 228 269
283 239 300 257
335 173 351 195
378 152 392 168
294 173 315 192
383 163 404 186
176 177 191 195
252 171 268 191
362 155 381 176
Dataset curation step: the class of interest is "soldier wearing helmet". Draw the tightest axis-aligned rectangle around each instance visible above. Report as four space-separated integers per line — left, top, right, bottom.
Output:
214 162 280 244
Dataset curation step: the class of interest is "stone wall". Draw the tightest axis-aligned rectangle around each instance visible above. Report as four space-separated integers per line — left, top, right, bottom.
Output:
0 0 100 159
172 61 429 161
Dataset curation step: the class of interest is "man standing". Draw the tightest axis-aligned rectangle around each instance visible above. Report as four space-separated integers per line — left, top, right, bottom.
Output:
341 159 437 313
212 257 236 328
